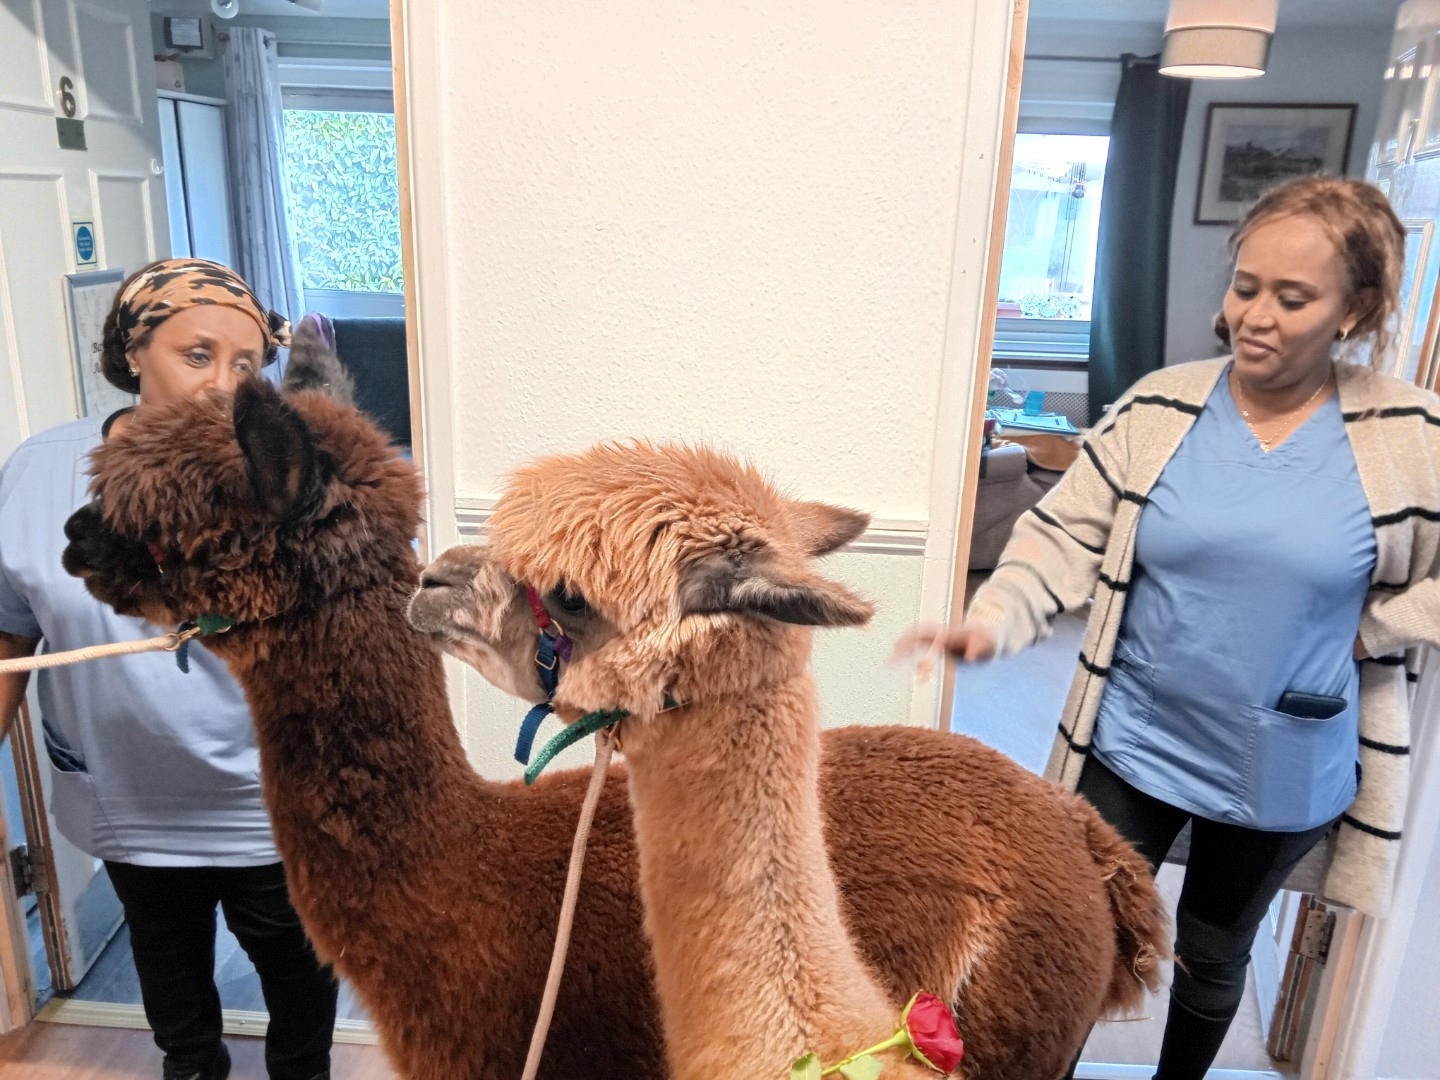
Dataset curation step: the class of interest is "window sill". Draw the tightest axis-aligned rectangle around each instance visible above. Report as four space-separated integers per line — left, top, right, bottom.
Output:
303 289 404 320
990 351 1089 370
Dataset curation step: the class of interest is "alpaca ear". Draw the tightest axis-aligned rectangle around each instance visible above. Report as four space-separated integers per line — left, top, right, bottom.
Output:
283 313 357 405
234 380 329 525
788 501 870 557
679 553 874 628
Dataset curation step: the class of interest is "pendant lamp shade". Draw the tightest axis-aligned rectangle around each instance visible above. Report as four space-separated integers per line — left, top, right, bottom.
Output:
1160 0 1278 79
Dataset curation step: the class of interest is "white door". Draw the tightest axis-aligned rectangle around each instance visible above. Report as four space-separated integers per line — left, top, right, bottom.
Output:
0 0 171 994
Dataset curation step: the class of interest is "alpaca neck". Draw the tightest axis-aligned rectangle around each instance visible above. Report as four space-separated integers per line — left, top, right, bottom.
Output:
219 577 490 921
622 672 912 1079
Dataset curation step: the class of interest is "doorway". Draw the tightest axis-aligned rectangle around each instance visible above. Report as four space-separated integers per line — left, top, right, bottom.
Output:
0 0 402 1046
952 1 1409 1077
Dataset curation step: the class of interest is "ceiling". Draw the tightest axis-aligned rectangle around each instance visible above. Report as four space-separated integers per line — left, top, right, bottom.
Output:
1028 0 1403 30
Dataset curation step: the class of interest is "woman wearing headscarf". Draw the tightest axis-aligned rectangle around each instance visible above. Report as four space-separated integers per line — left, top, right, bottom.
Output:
0 259 336 1080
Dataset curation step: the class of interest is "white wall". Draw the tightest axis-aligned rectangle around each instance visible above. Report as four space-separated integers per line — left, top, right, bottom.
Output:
1376 835 1440 1077
1165 25 1395 366
401 0 1012 777
445 3 983 523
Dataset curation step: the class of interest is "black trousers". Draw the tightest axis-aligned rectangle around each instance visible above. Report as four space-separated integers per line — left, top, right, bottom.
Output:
1068 756 1334 1080
105 861 338 1080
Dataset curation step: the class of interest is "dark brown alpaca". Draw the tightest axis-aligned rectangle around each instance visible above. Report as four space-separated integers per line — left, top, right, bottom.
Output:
62 382 1166 1079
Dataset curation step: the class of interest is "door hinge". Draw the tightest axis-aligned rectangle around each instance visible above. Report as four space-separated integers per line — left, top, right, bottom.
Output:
8 843 49 899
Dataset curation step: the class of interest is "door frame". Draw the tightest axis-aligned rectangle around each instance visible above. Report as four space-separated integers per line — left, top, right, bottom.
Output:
1305 653 1439 1079
0 729 35 1031
942 6 1429 1079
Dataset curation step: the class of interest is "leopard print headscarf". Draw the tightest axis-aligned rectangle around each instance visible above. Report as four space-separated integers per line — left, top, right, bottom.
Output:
114 259 291 362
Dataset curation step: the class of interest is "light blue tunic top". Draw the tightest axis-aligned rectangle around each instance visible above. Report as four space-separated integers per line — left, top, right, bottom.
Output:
1092 371 1376 832
0 414 278 865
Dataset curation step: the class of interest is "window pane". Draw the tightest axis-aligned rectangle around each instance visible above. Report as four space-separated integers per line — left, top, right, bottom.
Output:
997 134 1109 320
283 109 404 294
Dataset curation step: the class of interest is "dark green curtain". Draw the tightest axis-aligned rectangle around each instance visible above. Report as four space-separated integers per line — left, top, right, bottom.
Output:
1086 55 1191 424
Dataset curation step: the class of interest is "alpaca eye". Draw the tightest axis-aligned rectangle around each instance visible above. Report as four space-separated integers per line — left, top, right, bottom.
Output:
554 587 588 615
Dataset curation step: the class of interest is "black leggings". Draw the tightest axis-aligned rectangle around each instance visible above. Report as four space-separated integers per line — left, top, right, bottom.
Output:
1069 756 1334 1080
106 861 338 1080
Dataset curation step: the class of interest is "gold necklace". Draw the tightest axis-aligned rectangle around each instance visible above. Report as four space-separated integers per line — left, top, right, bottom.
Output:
1232 371 1332 453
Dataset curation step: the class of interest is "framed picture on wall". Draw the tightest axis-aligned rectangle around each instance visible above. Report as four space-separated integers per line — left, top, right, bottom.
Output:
1194 103 1357 224
63 269 134 417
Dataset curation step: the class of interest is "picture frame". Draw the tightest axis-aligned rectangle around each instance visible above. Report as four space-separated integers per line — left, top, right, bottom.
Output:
62 269 133 417
1194 103 1357 225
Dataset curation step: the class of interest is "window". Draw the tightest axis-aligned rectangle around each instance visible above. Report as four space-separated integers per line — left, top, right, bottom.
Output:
282 108 404 316
993 134 1110 362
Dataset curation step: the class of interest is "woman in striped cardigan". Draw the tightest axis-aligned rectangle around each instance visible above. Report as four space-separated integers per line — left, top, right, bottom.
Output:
902 176 1440 1079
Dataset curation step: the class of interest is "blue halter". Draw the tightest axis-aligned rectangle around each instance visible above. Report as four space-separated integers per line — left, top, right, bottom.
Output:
514 585 574 768
511 585 681 786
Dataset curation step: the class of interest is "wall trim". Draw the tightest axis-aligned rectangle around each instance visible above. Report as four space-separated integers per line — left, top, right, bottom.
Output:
453 497 927 556
35 998 378 1045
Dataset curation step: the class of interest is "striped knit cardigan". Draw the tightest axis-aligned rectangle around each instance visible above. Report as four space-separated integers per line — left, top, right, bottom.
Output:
966 357 1440 917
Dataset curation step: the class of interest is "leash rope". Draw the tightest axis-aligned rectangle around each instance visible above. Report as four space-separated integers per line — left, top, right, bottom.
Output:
519 726 616 1080
0 615 236 677
0 626 202 674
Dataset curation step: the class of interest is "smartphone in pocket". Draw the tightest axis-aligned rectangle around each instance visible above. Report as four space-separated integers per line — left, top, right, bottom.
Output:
1276 690 1347 720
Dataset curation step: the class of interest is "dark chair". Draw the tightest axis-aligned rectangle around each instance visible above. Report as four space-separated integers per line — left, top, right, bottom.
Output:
329 317 411 449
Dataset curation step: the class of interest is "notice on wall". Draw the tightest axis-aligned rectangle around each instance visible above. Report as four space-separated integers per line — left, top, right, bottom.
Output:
71 220 98 269
64 269 134 417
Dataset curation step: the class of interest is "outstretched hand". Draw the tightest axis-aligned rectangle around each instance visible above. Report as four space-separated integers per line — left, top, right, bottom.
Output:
891 622 998 678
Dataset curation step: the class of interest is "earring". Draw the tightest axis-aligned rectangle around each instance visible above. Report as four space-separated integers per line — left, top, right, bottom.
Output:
128 365 139 376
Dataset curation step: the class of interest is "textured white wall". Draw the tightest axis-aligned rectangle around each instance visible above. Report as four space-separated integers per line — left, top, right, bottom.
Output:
441 0 983 521
405 0 1012 763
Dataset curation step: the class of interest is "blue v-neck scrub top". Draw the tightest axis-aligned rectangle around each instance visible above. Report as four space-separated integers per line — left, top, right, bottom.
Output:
1091 370 1376 832
0 415 278 865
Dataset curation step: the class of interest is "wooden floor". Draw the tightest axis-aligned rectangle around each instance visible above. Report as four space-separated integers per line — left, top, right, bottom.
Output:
0 1021 396 1079
12 891 386 1077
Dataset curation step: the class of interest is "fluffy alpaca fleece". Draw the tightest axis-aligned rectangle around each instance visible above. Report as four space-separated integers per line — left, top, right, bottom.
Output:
410 442 1169 1080
63 385 1165 1079
478 445 946 1080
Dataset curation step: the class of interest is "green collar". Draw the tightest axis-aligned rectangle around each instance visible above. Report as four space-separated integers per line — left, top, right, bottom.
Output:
172 615 236 673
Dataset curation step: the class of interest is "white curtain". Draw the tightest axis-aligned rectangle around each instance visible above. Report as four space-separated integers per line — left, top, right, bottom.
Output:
223 27 304 377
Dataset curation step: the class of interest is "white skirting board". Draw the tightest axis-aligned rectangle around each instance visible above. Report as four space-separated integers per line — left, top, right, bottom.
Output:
34 997 379 1045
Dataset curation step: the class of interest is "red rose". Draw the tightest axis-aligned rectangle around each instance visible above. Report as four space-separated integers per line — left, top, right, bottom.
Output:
903 992 965 1073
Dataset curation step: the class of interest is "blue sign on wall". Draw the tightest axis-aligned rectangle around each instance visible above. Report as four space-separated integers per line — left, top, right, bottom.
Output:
72 220 98 268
